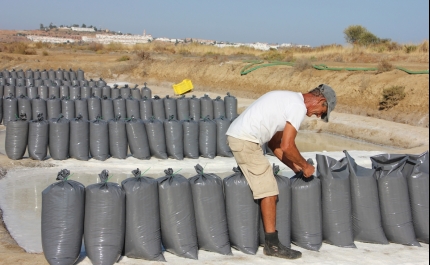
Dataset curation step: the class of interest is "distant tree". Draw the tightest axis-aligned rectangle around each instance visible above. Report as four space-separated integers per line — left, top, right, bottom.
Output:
82 23 87 28
72 24 79 27
60 25 63 28
40 23 44 30
94 27 98 31
49 22 54 29
343 25 368 44
359 32 379 46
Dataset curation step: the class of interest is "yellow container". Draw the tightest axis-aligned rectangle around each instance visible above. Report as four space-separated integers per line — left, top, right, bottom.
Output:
173 79 193 95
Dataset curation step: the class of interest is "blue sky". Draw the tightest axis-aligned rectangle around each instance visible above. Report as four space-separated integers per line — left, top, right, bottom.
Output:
1 0 428 47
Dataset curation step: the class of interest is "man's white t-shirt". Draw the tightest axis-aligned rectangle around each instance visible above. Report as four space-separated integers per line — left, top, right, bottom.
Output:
226 91 307 145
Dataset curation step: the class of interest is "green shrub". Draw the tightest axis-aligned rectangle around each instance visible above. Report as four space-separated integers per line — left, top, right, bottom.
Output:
379 86 406 110
404 45 417 54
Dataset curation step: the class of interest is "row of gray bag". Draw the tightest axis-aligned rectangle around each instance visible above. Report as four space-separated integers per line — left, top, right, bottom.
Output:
41 151 429 265
5 113 233 161
1 68 86 82
0 90 238 127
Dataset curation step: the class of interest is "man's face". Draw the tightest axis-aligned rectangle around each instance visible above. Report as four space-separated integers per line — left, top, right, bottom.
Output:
306 98 328 118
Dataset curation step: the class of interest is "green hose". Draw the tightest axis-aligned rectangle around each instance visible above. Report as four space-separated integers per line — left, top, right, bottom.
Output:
240 61 429 75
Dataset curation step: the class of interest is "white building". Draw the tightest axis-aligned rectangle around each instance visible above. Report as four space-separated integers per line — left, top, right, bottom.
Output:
82 34 153 44
26 35 76 43
71 27 95 32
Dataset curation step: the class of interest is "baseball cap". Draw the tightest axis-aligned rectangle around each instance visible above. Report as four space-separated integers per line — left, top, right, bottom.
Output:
319 84 337 122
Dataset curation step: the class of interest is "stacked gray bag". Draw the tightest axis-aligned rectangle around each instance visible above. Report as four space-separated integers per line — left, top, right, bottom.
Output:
69 115 89 161
199 116 217 159
101 96 114 121
31 96 47 120
316 154 356 248
3 94 17 126
164 115 184 160
126 96 140 119
290 167 323 251
5 113 28 160
125 117 151 159
42 169 85 265
18 94 32 121
164 95 177 119
139 96 152 120
189 164 232 255
189 95 200 120
344 151 388 244
28 113 49 160
109 115 128 159
370 154 421 246
200 94 213 119
213 96 226 119
258 164 292 248
49 115 70 160
89 115 110 161
85 170 125 265
224 92 238 121
404 152 429 244
144 117 167 159
152 95 165 121
121 169 165 261
74 96 89 121
61 97 75 120
215 116 233 157
183 118 199 159
223 167 259 255
158 168 198 259
176 95 189 121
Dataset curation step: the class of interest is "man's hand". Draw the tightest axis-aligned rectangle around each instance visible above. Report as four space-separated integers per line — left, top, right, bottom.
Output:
302 163 315 178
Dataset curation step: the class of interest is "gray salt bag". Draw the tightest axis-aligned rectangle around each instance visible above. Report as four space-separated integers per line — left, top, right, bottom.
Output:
74 96 89 121
120 84 131 99
42 169 85 265
49 85 60 99
5 113 28 160
262 142 275 156
97 78 106 88
49 115 70 160
88 79 96 88
80 86 92 99
111 84 120 100
199 116 217 159
164 95 177 119
69 85 80 100
258 164 292 248
18 94 32 121
61 97 75 120
189 164 232 255
102 86 111 98
77 69 84 81
370 154 421 246
69 115 89 161
164 115 184 160
223 167 259 255
291 170 323 251
189 95 201 120
89 116 110 161
405 152 429 244
200 94 214 119
316 154 356 248
84 170 125 265
130 85 141 100
59 86 69 99
32 96 47 121
140 82 152 98
38 85 49 100
113 96 127 120
0 97 2 124
46 96 61 121
92 87 102 98
16 84 27 97
213 96 226 119
152 95 165 121
125 117 150 159
144 117 167 159
176 95 189 121
139 96 153 120
183 118 199 159
126 95 140 119
121 169 165 261
101 96 114 121
109 116 128 159
224 92 238 121
215 116 233 157
88 94 101 121
3 94 18 126
158 168 198 259
4 84 15 97
28 113 49 160
344 151 388 244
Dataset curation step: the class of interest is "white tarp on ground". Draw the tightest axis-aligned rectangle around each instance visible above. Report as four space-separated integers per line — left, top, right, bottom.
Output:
0 151 429 264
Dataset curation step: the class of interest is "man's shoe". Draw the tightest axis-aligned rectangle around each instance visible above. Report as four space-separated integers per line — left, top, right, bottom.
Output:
264 231 302 259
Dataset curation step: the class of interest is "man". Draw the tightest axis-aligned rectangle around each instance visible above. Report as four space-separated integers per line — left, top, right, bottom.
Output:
226 84 337 259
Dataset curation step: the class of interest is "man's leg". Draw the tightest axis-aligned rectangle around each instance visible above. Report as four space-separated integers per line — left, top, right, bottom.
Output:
261 195 277 233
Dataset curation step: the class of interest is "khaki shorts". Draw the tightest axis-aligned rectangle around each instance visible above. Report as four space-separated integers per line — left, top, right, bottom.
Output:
227 136 279 199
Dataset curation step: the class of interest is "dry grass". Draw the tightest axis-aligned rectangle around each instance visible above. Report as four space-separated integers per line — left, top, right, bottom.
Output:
379 85 406 110
377 59 394 73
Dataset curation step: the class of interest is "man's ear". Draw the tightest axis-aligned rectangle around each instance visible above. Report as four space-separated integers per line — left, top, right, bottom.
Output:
317 96 326 105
